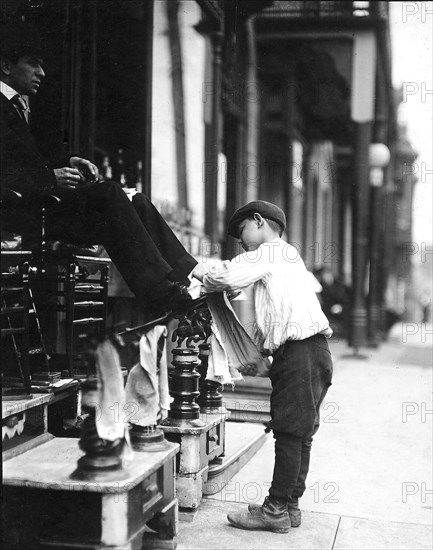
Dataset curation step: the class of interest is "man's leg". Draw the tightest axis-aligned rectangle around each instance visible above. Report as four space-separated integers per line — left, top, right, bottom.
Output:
131 194 197 285
45 182 181 310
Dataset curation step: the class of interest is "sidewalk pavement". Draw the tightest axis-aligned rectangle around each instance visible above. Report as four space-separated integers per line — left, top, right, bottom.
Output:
176 323 433 549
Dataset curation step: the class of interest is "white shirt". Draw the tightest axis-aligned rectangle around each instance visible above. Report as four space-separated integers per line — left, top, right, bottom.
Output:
0 82 30 117
203 238 332 353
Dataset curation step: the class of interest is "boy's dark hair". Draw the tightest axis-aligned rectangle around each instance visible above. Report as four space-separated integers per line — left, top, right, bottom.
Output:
246 216 284 237
265 218 284 237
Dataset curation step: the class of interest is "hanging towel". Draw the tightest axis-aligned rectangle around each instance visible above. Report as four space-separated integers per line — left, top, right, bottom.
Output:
207 330 242 385
206 293 271 381
94 339 128 441
124 326 171 426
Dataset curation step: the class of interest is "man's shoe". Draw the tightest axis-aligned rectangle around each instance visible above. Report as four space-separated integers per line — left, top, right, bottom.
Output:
227 497 290 533
248 498 301 528
150 281 192 317
165 282 193 313
171 289 241 316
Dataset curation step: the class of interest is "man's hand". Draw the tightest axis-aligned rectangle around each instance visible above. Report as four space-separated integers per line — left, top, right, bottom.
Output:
54 156 99 189
53 167 84 188
69 156 99 183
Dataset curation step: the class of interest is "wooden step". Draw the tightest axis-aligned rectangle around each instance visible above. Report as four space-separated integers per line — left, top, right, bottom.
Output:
2 380 80 458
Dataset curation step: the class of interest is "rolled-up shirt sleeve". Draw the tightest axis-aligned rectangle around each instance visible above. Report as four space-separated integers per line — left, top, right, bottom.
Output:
203 250 271 292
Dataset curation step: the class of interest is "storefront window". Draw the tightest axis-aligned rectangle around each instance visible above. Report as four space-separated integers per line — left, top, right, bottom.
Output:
21 0 151 187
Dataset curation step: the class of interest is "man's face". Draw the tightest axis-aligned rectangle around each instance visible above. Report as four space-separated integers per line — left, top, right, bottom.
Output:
238 216 262 252
6 55 45 95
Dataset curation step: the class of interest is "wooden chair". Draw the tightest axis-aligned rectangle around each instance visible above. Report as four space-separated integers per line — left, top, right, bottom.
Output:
1 249 32 395
1 189 111 382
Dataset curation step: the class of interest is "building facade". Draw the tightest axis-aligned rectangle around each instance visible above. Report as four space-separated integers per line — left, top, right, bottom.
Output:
1 0 418 346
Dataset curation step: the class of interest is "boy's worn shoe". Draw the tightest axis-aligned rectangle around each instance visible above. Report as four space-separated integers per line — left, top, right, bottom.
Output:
248 498 302 528
287 499 302 528
227 496 291 533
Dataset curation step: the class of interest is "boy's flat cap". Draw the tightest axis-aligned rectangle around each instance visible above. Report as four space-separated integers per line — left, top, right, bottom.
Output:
228 200 286 238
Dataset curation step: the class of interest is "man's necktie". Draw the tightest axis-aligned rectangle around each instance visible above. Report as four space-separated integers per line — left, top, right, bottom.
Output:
11 94 29 123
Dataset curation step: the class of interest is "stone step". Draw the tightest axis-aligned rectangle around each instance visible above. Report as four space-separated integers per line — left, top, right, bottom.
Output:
203 420 269 496
223 390 271 423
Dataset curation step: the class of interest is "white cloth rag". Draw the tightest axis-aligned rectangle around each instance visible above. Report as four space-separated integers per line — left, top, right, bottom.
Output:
124 326 171 426
206 293 271 384
94 339 127 441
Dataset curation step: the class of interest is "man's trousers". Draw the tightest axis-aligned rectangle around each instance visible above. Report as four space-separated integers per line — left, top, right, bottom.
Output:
43 182 197 309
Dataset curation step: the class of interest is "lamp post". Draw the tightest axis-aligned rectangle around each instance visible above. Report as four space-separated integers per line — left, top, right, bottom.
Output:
368 143 390 187
367 143 390 347
348 122 373 356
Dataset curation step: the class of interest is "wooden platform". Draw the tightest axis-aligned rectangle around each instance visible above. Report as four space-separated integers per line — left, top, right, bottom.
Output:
2 379 79 419
3 437 180 549
2 380 79 459
161 411 229 511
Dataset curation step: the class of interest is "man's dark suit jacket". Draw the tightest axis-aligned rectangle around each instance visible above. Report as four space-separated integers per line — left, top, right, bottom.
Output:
0 92 197 306
0 93 59 240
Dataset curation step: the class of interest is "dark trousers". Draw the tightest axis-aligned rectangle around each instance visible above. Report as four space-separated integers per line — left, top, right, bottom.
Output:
268 334 333 502
41 182 197 308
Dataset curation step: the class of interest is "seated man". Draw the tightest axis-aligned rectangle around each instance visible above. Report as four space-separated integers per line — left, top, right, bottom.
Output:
0 18 198 319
